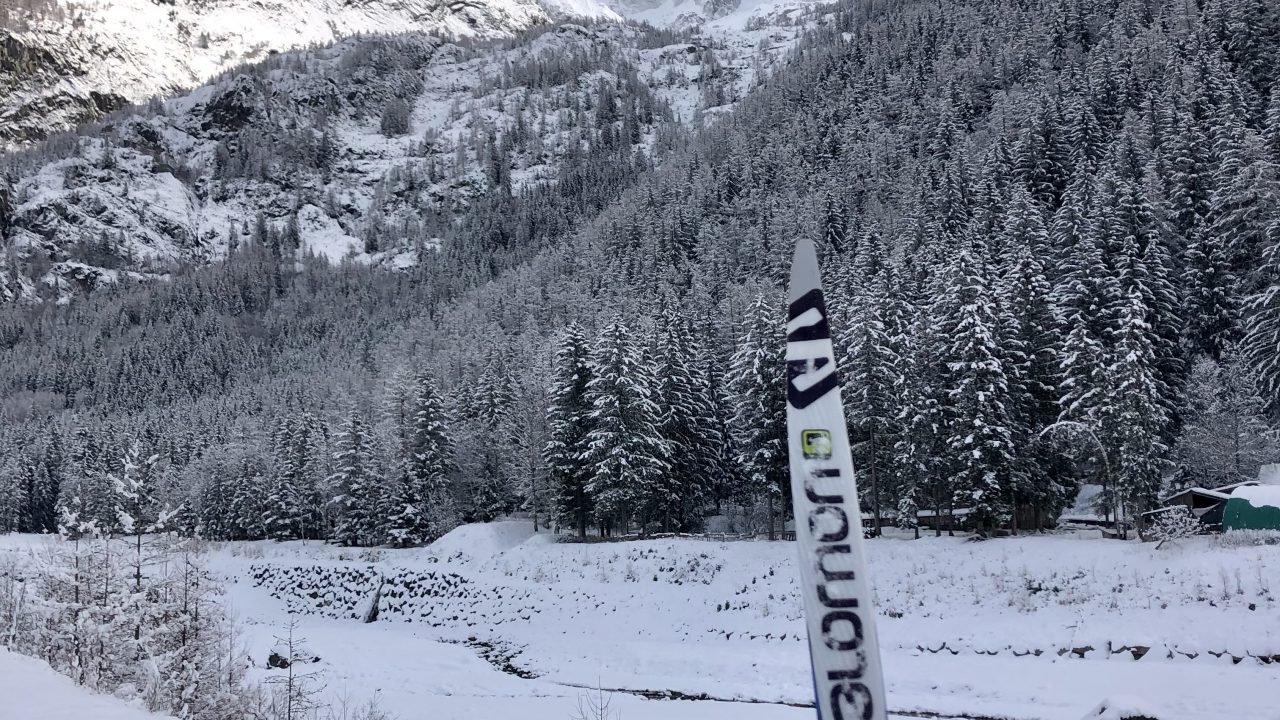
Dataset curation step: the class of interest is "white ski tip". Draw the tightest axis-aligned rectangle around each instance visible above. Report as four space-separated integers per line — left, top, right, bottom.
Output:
789 237 820 303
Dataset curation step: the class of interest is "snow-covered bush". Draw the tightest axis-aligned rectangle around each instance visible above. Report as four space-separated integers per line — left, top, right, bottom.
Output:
0 534 257 719
1147 507 1202 547
1213 529 1280 547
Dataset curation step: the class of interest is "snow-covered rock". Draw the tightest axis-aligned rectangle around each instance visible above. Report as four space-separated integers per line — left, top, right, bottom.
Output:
1082 696 1166 720
0 0 558 146
2 20 769 302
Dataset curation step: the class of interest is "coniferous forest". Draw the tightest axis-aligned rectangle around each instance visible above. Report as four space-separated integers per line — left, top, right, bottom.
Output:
2 0 1280 548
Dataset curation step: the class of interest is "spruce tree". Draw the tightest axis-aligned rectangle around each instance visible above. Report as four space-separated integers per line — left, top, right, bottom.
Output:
0 455 24 532
727 295 788 538
649 303 722 532
1243 218 1280 410
997 186 1065 529
1174 348 1276 488
942 246 1015 533
388 371 456 545
545 324 594 538
330 410 378 546
840 264 899 535
463 356 518 522
582 320 668 535
1105 290 1170 523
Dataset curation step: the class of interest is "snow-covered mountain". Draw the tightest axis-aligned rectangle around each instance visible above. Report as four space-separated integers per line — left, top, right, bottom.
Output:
0 0 831 148
0 17 797 302
0 0 828 302
0 0 621 147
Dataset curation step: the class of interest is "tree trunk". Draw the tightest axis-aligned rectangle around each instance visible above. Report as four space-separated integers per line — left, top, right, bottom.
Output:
933 486 942 538
767 494 776 541
869 429 881 536
1009 490 1019 536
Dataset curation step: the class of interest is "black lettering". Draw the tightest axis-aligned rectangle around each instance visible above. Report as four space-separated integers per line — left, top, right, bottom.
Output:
817 544 856 581
805 467 843 504
821 610 864 651
830 681 874 720
787 288 831 341
808 505 848 542
787 358 838 409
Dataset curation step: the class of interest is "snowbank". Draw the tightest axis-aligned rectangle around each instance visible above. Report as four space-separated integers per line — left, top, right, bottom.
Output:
430 519 546 559
0 649 166 720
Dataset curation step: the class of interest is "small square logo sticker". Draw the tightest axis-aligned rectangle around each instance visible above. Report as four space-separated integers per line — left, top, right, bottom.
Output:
801 429 832 459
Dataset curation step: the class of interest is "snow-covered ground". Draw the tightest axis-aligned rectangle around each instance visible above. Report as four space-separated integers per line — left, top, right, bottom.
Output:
4 525 1277 719
0 648 168 720
215 523 1279 720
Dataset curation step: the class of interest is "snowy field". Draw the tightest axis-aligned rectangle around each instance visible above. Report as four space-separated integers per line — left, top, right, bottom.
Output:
3 524 1279 720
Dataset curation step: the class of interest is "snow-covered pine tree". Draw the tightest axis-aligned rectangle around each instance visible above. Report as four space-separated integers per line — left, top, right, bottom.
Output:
840 237 899 535
727 295 788 539
330 409 379 546
113 441 160 538
1106 290 1170 524
1094 144 1183 432
264 417 306 541
387 370 455 545
1051 175 1125 519
461 354 518 522
582 319 669 535
1182 223 1240 360
58 426 119 537
1266 84 1280 168
941 244 1015 533
895 237 955 537
1243 216 1280 411
997 185 1067 529
1209 112 1277 298
0 454 24 532
509 348 551 532
545 324 595 539
649 302 719 532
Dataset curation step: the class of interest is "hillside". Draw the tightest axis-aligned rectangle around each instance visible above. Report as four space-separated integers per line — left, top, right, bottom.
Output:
0 0 562 147
2 0 1280 556
0 0 833 148
0 6 820 303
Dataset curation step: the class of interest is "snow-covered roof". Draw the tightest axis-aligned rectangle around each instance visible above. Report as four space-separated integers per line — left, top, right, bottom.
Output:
1139 505 1186 517
1161 486 1230 504
1231 484 1280 511
1210 480 1259 494
1186 487 1230 500
916 508 973 518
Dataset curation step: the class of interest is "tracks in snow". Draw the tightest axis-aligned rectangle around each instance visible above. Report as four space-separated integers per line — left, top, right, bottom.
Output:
463 637 1019 720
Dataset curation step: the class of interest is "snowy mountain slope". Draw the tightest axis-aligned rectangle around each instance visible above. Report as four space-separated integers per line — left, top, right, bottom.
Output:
0 20 765 302
0 0 618 147
0 0 818 149
196 525 1280 720
616 0 823 33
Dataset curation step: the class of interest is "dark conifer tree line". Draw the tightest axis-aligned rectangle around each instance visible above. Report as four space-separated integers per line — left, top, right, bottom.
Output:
3 0 1280 542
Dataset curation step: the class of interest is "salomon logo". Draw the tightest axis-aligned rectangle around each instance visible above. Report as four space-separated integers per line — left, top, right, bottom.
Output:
787 289 837 409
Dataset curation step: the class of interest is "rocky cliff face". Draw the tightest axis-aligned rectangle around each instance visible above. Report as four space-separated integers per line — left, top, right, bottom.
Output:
0 0 571 147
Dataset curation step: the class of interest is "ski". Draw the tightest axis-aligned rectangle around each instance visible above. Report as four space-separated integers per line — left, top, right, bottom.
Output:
785 237 888 720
